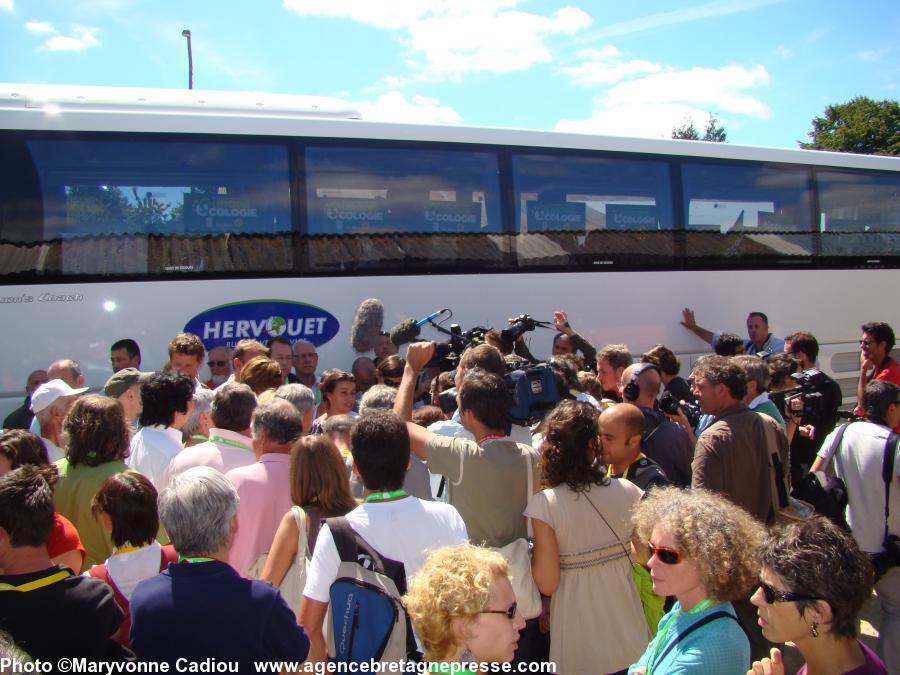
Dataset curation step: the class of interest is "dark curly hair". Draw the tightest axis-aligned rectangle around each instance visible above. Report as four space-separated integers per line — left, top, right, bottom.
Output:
139 371 195 427
0 430 49 468
759 516 874 639
539 400 608 492
64 395 130 467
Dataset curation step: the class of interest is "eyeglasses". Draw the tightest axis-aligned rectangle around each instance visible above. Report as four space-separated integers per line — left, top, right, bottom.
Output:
860 339 874 346
647 542 684 565
207 360 228 367
480 602 517 620
759 580 818 604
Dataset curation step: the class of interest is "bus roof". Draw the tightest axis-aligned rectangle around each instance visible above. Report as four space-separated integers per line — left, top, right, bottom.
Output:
1 83 898 173
0 82 362 120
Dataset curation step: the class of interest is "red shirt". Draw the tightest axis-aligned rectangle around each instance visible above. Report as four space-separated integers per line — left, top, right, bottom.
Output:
857 357 900 431
46 512 86 571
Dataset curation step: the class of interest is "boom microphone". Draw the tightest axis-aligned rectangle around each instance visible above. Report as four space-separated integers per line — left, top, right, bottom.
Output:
389 308 449 346
350 298 384 353
389 319 420 346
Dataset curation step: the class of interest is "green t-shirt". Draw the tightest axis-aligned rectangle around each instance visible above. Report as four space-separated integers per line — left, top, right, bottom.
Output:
53 458 128 567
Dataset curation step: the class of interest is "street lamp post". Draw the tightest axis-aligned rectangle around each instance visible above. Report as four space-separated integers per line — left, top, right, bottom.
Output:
181 29 193 90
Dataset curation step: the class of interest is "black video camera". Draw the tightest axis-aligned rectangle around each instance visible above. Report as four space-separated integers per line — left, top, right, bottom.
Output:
500 314 539 343
771 368 828 420
658 391 702 428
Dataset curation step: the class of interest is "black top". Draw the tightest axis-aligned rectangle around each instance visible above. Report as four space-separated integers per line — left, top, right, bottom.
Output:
613 455 672 492
0 565 130 661
2 398 34 430
664 377 696 406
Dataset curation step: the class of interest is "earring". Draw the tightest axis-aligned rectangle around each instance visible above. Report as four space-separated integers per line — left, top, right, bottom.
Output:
461 647 475 662
810 622 819 638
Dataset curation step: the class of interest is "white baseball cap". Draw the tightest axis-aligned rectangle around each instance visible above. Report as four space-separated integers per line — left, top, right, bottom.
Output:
30 379 89 414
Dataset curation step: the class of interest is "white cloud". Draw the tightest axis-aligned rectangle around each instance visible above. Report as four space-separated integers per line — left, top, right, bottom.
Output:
575 0 785 42
284 0 591 78
858 48 888 63
40 25 101 51
352 91 462 124
25 21 57 35
562 46 662 86
557 102 715 139
556 64 770 139
0 0 13 12
774 45 792 58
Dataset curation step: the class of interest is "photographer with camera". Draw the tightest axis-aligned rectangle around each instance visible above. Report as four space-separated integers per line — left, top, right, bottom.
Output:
810 380 900 672
781 331 843 487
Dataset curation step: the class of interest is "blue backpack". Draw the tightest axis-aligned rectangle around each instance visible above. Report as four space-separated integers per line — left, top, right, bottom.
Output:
325 517 420 664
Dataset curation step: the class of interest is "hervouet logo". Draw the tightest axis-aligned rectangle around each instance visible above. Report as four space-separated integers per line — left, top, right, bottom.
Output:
184 300 339 350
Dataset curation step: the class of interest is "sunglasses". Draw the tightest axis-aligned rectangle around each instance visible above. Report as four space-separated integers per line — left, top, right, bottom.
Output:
647 542 684 565
480 602 517 620
759 580 818 604
207 360 228 367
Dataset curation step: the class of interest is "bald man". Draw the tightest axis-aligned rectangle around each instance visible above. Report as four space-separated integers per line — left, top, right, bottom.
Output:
598 403 670 492
618 363 694 488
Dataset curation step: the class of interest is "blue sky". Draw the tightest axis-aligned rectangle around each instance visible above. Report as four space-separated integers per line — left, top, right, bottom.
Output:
1 0 897 148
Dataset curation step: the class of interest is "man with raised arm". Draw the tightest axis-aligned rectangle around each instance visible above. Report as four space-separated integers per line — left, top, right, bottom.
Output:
681 308 784 357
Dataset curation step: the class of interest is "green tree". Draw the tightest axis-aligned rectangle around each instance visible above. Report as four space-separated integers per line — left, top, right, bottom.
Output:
672 114 727 142
800 96 900 155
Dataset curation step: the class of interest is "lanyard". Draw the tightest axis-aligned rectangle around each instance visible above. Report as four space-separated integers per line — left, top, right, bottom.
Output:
646 598 717 674
178 556 215 564
190 434 208 442
365 489 408 503
0 569 72 592
477 434 505 444
209 435 252 452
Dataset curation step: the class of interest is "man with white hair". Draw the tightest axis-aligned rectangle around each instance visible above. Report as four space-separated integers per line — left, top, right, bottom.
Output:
273 383 316 433
30 379 88 462
226 399 303 576
130 466 309 667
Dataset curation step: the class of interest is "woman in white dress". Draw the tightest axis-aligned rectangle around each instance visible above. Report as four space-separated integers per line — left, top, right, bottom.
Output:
526 400 650 675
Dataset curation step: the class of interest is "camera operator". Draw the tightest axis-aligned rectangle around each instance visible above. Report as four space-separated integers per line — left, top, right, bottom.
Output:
549 311 597 370
618 363 693 487
810 380 900 671
781 331 843 487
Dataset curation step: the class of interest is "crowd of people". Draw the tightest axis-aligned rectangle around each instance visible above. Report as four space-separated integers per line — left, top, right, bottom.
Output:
0 310 898 675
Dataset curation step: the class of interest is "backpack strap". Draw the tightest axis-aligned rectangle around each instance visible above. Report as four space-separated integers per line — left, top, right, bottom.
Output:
881 432 899 547
326 516 389 574
821 422 853 475
653 611 739 670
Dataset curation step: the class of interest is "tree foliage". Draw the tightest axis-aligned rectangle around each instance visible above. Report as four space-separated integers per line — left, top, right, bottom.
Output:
800 96 899 156
672 114 726 142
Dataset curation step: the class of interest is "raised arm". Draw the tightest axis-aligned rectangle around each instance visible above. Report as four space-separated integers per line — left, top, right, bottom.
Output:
680 307 714 346
393 341 436 422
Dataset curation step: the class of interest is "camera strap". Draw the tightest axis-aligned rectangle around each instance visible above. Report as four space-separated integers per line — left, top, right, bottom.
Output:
881 431 899 549
822 421 855 476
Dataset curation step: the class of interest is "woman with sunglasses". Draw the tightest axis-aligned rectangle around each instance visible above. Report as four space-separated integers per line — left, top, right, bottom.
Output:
404 544 525 669
630 487 765 675
748 516 886 675
310 369 356 434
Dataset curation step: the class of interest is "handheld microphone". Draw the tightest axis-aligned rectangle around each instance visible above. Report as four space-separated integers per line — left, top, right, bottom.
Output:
350 298 384 353
389 309 449 347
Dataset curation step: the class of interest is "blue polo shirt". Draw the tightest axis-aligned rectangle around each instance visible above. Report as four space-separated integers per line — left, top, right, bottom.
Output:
130 560 309 669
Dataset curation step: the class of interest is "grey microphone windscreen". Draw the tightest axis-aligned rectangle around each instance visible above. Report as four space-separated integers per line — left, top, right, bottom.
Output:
389 318 420 347
351 298 384 353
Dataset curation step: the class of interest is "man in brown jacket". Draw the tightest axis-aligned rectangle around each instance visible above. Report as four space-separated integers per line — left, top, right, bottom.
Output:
690 354 789 661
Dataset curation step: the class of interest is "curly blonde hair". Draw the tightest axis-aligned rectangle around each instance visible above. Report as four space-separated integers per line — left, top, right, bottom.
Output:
632 487 764 602
403 545 508 662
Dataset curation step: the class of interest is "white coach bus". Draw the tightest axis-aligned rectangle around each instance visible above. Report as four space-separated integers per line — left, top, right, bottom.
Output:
0 83 898 418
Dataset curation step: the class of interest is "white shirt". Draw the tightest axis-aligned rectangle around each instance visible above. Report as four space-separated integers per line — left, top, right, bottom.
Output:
42 436 65 463
817 420 899 553
303 497 468 604
128 425 184 487
164 428 255 485
87 541 164 601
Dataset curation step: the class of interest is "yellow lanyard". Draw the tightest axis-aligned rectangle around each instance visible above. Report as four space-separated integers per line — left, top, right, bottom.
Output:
0 569 72 592
606 453 645 479
111 543 150 557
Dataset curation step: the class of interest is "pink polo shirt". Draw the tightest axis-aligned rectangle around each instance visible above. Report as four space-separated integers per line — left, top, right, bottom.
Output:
225 453 293 577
